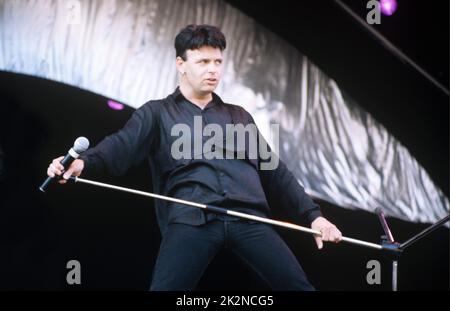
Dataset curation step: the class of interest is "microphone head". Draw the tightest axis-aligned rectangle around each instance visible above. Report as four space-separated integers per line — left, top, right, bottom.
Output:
73 137 90 153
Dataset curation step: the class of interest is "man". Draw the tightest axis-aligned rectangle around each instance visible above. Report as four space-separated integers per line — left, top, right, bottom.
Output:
47 24 342 290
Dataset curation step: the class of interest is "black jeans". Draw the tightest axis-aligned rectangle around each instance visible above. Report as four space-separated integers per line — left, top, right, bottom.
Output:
150 218 315 291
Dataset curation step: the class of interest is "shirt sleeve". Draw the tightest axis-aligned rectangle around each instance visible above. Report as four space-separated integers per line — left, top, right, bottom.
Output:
79 102 158 176
246 111 323 225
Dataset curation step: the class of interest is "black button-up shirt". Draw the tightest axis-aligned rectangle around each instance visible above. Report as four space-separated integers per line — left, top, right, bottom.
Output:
80 87 322 234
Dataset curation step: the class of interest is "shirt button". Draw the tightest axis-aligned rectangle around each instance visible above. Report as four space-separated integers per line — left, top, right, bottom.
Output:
219 172 225 177
222 190 228 195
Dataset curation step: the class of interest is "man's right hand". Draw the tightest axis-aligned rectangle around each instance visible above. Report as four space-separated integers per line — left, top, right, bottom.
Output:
47 156 84 184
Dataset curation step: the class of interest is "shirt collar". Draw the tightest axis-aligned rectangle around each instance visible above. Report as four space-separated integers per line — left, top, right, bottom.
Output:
171 86 224 109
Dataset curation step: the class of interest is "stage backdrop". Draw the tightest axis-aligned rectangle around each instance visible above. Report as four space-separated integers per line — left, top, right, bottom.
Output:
0 0 448 225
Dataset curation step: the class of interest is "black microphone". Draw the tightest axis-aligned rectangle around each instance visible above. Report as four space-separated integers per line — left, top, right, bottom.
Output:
39 137 89 192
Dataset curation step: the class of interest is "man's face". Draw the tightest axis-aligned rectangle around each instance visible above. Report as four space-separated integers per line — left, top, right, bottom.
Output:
177 46 223 96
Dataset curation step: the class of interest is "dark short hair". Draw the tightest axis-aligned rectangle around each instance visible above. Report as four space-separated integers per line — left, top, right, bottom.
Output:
175 24 226 60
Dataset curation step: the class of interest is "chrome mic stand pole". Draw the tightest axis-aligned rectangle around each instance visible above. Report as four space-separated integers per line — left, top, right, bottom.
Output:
68 176 402 253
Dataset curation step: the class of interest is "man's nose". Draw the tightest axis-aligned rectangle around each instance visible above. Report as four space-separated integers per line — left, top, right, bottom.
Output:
207 63 219 74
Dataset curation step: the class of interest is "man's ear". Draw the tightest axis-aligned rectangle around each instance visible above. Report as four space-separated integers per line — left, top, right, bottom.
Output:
176 56 185 74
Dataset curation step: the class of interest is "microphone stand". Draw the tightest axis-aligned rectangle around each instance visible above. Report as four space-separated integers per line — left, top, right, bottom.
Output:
375 208 450 291
67 177 395 251
60 176 448 290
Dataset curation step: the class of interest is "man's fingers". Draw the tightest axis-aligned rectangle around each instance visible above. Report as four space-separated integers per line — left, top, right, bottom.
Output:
59 166 72 184
47 166 55 178
50 163 63 176
63 167 75 180
317 227 343 246
321 228 330 241
332 229 343 243
323 228 342 243
49 156 65 177
72 170 82 177
311 217 343 248
314 235 323 250
48 164 62 176
48 157 83 183
52 156 65 171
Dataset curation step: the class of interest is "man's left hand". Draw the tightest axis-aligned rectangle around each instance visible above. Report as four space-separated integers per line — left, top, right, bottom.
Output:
311 216 342 250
